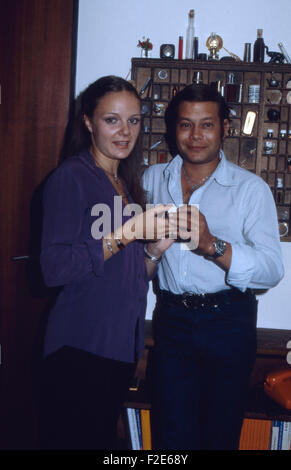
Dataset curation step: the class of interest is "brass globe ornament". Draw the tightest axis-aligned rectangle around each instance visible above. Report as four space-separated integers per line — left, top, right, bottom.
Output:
206 33 223 60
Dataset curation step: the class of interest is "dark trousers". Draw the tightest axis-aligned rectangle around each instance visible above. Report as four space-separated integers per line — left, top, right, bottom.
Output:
151 289 257 450
36 346 135 450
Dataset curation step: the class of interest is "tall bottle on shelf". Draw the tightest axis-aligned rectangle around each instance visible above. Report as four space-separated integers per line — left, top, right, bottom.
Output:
253 29 265 63
185 9 195 59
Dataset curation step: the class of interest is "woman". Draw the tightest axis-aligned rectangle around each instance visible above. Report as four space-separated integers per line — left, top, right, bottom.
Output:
37 76 173 450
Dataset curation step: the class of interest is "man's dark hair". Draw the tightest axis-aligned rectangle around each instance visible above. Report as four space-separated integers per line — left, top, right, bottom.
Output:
165 83 230 156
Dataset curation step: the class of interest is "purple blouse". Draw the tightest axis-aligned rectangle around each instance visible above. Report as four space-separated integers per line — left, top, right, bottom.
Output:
41 150 149 363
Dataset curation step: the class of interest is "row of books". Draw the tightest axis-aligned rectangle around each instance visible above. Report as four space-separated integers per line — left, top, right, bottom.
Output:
125 411 291 450
239 418 291 450
126 408 152 450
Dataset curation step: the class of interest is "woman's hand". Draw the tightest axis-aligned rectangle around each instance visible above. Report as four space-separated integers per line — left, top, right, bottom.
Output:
123 204 176 241
105 204 176 262
146 237 175 258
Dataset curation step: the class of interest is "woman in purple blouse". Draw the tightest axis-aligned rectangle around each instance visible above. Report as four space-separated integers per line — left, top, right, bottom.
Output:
37 76 173 449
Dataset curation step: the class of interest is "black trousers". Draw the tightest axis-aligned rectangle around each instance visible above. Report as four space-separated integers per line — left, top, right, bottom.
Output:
36 346 135 450
151 289 258 450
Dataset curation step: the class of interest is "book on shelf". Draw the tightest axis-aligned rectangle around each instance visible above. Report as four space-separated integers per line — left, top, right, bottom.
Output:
141 409 152 450
270 420 282 450
135 409 143 450
281 421 291 450
239 418 272 450
126 407 152 450
271 420 291 450
126 408 140 450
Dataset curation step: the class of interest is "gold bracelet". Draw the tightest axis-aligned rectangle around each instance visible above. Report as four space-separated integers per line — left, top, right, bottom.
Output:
104 238 114 254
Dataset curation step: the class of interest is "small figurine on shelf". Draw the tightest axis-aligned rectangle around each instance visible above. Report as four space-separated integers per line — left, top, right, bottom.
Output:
265 45 284 64
137 37 153 58
206 32 223 60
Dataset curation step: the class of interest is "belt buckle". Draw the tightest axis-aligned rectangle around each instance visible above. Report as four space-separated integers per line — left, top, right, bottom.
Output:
182 294 191 308
200 293 206 307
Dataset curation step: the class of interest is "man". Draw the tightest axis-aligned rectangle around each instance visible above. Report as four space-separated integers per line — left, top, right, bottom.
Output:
142 84 284 450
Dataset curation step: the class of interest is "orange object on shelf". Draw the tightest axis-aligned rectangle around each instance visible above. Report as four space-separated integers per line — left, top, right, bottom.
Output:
264 368 291 410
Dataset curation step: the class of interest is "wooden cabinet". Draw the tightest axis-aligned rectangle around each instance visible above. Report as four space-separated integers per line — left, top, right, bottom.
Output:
0 0 78 449
132 58 291 241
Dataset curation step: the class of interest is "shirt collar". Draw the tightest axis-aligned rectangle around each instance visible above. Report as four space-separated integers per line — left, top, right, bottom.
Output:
78 148 108 181
213 150 237 187
164 150 237 187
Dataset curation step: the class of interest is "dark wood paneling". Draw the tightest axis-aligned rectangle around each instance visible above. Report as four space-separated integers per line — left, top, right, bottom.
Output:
0 0 78 449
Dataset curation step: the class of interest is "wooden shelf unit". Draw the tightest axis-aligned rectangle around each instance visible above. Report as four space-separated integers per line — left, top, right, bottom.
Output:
122 322 291 448
132 58 291 241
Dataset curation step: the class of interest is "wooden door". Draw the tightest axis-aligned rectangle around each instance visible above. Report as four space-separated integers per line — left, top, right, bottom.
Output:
0 0 78 449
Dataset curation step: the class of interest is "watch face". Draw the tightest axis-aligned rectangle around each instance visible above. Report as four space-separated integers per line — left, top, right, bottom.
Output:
160 44 175 59
215 239 227 256
210 238 227 259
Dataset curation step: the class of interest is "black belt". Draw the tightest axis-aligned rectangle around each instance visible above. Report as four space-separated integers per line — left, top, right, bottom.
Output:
158 288 252 309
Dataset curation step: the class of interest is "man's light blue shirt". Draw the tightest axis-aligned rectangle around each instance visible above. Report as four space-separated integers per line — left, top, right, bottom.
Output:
143 151 284 294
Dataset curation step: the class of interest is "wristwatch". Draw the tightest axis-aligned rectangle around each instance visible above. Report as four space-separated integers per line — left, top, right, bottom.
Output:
208 237 227 259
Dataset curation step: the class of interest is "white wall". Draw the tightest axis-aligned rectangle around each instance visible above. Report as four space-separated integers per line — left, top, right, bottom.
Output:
256 242 291 329
76 0 291 94
76 0 291 330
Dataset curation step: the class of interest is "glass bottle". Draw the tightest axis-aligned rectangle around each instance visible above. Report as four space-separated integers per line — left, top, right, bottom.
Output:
280 129 287 139
278 42 291 64
172 86 178 97
225 73 238 102
253 29 265 63
178 36 183 60
185 9 195 59
193 37 199 60
276 177 283 203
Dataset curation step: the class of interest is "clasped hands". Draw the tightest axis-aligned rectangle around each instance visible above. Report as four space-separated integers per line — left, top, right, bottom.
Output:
123 204 211 251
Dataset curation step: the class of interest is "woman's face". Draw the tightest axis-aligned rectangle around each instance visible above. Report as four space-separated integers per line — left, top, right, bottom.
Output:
84 90 141 163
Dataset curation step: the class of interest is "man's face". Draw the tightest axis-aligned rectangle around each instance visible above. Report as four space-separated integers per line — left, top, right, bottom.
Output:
175 101 229 165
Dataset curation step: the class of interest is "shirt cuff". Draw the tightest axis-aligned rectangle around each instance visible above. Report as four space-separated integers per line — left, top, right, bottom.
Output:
85 238 105 277
226 243 255 292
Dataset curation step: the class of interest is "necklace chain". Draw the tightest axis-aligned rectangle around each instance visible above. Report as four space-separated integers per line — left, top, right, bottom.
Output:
94 159 119 184
108 172 119 184
182 165 210 193
94 156 130 204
